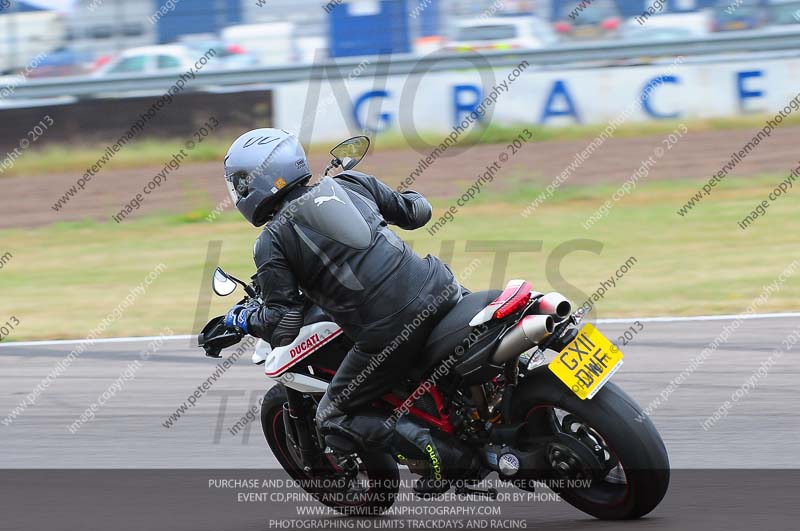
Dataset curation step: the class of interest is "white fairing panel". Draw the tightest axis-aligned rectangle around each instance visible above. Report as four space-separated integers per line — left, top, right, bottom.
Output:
264 321 343 377
277 372 330 393
252 339 272 365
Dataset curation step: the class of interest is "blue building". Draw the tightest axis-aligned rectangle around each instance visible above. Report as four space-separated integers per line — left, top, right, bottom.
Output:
328 0 415 58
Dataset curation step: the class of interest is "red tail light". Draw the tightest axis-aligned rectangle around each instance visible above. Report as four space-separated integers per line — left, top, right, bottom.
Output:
492 280 533 320
226 44 245 54
93 55 111 69
601 18 620 30
555 21 572 33
469 279 536 326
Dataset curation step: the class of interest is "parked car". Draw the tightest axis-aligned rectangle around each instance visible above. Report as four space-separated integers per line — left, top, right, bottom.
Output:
554 0 622 40
91 45 200 77
444 16 557 52
765 0 800 26
621 11 710 42
711 0 767 32
179 37 259 69
25 48 97 78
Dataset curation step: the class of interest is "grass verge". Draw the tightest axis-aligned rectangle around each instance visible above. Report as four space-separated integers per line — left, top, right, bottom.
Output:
0 174 797 341
3 113 800 178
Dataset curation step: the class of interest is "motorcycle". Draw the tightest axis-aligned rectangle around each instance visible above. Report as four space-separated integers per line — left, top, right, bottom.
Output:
198 136 670 519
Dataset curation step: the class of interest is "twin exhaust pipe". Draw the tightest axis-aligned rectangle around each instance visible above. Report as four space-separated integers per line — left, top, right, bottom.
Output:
532 292 572 320
491 292 572 364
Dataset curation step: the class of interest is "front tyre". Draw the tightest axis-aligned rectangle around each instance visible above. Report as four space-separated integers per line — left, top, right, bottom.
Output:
261 384 399 516
511 369 670 520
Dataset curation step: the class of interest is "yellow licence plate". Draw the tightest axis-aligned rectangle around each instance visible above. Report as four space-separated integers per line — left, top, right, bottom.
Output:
548 323 623 400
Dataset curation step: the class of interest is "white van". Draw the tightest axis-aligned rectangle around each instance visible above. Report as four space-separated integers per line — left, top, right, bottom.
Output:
0 11 67 74
221 22 297 66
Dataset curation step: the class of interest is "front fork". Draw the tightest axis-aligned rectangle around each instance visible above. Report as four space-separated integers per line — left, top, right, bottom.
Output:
282 387 321 472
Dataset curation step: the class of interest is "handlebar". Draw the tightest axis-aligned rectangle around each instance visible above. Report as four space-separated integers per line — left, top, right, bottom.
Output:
198 315 243 358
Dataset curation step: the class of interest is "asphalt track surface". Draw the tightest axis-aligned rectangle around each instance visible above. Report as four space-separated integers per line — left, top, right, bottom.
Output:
1 317 798 530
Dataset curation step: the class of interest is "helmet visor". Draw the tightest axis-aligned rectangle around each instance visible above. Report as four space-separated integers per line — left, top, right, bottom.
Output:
226 170 254 203
224 175 239 206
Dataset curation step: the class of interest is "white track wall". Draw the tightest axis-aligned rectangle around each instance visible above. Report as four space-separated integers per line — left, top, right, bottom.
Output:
275 57 800 144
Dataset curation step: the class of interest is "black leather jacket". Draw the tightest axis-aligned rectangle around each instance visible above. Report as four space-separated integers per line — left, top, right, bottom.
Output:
248 171 439 342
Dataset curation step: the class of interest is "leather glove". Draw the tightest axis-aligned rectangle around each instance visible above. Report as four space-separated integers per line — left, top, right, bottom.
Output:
401 190 432 227
224 304 255 335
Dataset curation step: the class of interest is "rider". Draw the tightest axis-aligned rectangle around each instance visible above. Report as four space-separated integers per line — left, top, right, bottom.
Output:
221 128 478 493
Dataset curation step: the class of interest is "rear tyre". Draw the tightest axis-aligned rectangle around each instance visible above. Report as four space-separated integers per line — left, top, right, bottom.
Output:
511 368 670 520
261 384 399 516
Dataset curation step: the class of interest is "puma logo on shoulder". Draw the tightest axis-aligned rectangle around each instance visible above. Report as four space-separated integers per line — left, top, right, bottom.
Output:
314 194 345 206
314 185 345 207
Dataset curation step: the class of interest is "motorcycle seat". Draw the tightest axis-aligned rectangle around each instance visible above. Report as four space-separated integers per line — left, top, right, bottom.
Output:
414 290 501 377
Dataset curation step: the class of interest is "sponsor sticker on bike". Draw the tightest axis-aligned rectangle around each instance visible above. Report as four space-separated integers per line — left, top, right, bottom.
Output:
548 323 623 400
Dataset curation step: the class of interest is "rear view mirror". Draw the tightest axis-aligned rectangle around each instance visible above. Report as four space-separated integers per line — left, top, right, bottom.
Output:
212 267 237 297
330 136 370 171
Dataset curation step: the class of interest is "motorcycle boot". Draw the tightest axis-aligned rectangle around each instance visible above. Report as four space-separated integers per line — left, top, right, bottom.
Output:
391 416 480 497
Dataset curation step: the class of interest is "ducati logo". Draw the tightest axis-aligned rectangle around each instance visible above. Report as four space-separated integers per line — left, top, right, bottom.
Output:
290 333 322 358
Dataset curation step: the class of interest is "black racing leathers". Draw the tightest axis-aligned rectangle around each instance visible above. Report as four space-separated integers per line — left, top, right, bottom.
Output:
248 171 447 340
247 172 475 479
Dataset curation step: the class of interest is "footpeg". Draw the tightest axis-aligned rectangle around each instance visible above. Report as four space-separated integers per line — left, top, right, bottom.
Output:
455 485 498 500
